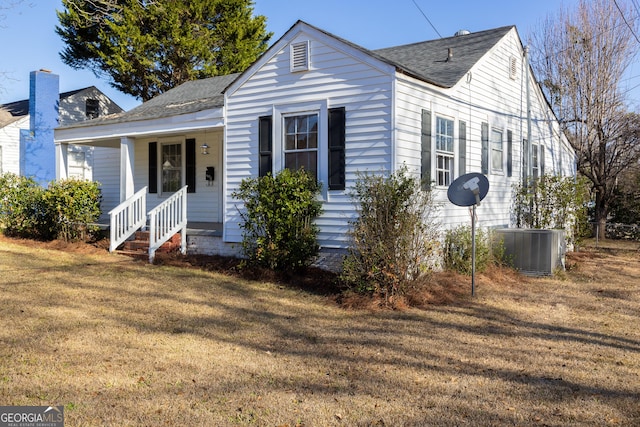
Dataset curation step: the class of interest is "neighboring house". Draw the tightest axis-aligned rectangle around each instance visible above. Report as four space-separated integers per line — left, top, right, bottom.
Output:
0 69 123 185
54 21 576 262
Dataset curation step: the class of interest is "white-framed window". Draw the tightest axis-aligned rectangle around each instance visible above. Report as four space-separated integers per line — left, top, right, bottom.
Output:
435 116 454 186
161 143 182 193
272 100 328 193
284 113 319 178
491 128 503 173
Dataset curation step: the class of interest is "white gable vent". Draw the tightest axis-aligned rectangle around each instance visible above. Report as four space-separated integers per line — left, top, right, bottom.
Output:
290 40 310 72
509 55 518 80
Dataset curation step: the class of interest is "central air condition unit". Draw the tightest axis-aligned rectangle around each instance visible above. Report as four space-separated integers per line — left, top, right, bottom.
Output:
493 229 566 276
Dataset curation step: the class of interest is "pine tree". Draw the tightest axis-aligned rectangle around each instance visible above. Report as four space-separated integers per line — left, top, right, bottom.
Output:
56 0 271 101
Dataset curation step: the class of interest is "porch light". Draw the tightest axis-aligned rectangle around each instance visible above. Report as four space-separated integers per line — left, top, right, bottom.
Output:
200 142 209 155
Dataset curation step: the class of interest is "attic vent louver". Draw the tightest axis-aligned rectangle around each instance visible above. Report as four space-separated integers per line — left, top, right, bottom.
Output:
291 41 310 72
509 56 518 80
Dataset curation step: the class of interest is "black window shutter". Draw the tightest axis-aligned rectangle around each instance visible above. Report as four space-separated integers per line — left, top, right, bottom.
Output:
458 120 466 177
421 109 432 189
481 122 489 175
328 107 346 190
507 130 513 177
149 142 157 194
258 115 272 177
540 145 545 176
186 138 196 193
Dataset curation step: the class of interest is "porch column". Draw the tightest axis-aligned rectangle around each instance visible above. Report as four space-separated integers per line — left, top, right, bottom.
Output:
120 137 135 202
55 142 68 181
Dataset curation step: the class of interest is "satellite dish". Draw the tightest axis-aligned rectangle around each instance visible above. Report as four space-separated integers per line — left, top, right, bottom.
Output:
446 172 490 297
447 173 489 207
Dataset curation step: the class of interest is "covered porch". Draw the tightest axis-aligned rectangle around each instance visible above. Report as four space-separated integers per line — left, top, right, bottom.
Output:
53 74 236 261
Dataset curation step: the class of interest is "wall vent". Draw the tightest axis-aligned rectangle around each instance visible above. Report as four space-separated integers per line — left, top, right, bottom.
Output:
493 229 566 276
290 41 310 72
509 56 518 80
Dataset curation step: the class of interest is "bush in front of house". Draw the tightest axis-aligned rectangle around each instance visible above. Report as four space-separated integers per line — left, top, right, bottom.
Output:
443 225 505 275
0 173 102 241
233 168 323 271
341 167 440 304
42 178 102 241
0 173 47 239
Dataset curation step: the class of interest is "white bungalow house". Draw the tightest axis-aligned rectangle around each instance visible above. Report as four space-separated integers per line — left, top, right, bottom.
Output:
53 21 576 263
0 70 123 185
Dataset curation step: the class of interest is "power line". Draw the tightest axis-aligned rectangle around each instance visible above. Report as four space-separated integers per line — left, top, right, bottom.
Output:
613 0 640 43
411 0 442 38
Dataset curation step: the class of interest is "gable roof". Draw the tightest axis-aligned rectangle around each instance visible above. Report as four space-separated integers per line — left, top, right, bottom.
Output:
372 26 515 88
56 22 516 130
0 86 116 128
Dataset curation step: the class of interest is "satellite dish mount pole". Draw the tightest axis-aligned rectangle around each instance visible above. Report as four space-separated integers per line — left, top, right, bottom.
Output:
447 173 489 298
471 204 476 296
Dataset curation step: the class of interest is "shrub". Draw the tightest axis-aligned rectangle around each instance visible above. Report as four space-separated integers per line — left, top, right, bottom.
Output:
341 167 440 304
443 225 504 275
0 173 102 242
513 175 589 246
42 179 102 241
0 173 47 239
233 168 323 271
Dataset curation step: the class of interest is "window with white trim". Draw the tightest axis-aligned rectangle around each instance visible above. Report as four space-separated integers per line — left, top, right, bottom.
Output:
435 116 454 186
161 143 182 193
491 129 503 173
284 114 318 178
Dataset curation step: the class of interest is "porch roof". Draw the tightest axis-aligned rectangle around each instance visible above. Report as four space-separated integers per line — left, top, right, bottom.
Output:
57 73 240 131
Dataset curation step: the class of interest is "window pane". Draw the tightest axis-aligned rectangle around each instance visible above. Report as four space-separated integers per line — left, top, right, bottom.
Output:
161 143 182 193
285 134 296 150
283 113 318 179
436 117 454 153
491 130 503 171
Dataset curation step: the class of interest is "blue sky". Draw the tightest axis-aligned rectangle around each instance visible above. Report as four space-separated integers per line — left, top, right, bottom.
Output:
2 0 637 112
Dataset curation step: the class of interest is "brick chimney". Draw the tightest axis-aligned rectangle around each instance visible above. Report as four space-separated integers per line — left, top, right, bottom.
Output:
21 69 60 184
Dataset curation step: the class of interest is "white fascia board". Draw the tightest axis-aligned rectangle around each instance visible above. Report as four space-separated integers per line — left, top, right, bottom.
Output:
54 107 225 144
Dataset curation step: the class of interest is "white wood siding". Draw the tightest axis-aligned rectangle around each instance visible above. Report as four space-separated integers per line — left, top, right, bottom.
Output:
224 25 396 247
0 116 28 174
394 28 574 232
92 146 121 219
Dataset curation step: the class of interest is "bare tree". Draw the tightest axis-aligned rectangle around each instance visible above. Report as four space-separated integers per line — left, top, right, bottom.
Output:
529 0 640 238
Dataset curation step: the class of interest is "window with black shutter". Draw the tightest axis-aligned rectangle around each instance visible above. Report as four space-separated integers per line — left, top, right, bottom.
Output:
186 139 196 193
421 109 432 189
149 142 157 193
258 116 272 177
481 122 489 174
328 107 345 190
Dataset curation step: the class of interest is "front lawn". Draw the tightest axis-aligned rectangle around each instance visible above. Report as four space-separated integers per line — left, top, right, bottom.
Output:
0 237 638 426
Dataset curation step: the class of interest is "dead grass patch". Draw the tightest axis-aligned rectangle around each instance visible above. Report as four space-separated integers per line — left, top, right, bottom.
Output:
0 235 639 426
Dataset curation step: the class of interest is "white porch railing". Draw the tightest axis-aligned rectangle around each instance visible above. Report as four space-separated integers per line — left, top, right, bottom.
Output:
108 186 147 252
148 185 188 262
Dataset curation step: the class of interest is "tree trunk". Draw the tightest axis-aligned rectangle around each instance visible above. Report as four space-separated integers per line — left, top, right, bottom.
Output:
595 190 607 240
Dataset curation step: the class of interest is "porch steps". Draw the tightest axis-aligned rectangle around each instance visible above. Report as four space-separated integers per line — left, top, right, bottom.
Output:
116 231 183 259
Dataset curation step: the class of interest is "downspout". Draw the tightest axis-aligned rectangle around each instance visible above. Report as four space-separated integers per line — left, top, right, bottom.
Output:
524 46 533 183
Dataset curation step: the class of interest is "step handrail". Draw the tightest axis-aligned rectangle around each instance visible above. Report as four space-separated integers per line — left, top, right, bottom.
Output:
148 185 188 262
108 187 147 252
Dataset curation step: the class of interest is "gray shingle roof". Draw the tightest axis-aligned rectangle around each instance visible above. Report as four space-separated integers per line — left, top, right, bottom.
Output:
61 73 240 129
56 24 515 130
373 26 515 88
